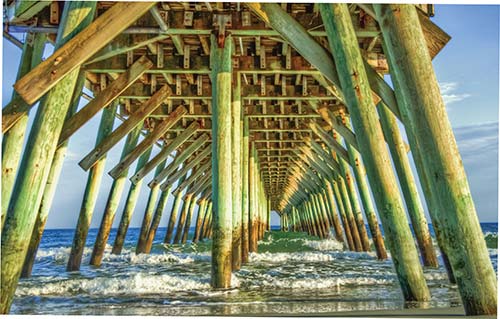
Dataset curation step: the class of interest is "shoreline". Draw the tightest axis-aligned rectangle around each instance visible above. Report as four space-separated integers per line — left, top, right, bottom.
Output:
238 306 497 318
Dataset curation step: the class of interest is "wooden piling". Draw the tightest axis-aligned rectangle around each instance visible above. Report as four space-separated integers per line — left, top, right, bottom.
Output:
324 180 346 242
241 116 250 263
22 72 86 278
210 34 233 288
376 103 437 266
374 4 496 312
136 159 166 253
201 202 213 240
67 102 118 271
1 33 45 229
249 143 259 252
182 195 197 243
337 173 362 251
144 184 172 253
231 77 243 270
193 197 208 243
335 114 388 259
112 147 153 254
320 3 430 301
174 192 193 244
89 125 142 266
164 177 186 244
380 37 456 282
1 2 97 313
333 136 371 251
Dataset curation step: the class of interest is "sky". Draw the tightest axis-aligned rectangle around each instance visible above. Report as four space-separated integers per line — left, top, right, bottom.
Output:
1 5 499 230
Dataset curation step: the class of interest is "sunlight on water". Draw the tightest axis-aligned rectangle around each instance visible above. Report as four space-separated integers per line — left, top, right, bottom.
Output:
10 224 497 315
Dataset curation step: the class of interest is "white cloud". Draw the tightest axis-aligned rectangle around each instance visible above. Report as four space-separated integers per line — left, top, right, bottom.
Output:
439 82 471 107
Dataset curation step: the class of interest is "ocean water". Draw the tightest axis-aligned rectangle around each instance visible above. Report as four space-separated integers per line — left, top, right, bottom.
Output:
10 223 498 315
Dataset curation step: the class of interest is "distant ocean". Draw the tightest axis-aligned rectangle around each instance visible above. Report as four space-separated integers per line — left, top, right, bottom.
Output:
10 223 497 315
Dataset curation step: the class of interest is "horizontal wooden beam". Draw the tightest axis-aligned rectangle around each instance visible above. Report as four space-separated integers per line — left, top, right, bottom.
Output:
58 56 153 145
13 2 156 104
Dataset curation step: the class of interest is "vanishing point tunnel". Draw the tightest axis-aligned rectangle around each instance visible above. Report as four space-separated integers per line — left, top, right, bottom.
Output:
1 1 497 315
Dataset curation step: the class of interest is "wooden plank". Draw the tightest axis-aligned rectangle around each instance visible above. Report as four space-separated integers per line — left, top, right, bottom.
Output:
13 2 156 105
86 34 168 65
309 122 350 163
130 121 200 184
171 35 184 54
171 160 211 195
148 133 209 188
358 4 451 59
11 0 51 22
79 84 172 171
57 56 153 145
108 106 187 179
163 144 211 187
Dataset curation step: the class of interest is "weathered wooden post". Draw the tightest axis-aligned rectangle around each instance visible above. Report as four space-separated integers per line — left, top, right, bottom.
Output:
320 3 429 301
1 2 97 312
144 173 181 253
1 33 45 228
324 181 344 242
376 104 437 266
332 133 370 251
112 148 152 254
334 115 388 259
374 4 496 313
173 191 194 244
241 116 250 263
210 33 233 288
22 72 86 277
182 195 197 243
201 201 213 240
136 159 166 253
336 173 362 251
378 14 455 284
231 76 243 270
89 125 142 266
164 177 185 244
331 179 354 249
67 102 118 270
249 142 258 252
193 196 208 243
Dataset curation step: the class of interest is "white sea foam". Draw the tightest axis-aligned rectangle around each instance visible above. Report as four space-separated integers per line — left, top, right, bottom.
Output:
15 273 210 297
249 251 334 263
423 272 449 281
303 238 344 251
253 275 393 290
35 245 210 265
484 231 498 239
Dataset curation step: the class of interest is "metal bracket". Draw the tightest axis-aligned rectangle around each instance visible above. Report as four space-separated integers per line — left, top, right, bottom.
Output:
213 13 232 48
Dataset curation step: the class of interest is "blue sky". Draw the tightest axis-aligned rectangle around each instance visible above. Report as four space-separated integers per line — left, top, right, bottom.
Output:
2 5 499 229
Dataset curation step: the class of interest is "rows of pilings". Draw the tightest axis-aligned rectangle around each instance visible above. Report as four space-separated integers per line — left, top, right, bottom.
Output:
251 3 497 315
0 2 497 316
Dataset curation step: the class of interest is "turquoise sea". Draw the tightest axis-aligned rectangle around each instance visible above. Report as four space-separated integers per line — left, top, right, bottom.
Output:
10 223 498 315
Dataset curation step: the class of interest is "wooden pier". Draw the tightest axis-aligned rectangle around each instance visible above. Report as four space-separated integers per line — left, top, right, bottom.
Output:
1 1 496 315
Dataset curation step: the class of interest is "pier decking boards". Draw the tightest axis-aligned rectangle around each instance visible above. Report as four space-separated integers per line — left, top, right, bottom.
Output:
1 1 496 316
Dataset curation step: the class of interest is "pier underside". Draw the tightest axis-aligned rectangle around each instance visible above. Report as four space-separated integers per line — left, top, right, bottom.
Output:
1 1 497 315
